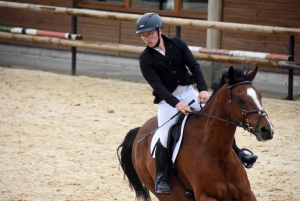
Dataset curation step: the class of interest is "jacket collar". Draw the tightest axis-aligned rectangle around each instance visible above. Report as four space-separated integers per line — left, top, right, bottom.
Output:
146 34 171 61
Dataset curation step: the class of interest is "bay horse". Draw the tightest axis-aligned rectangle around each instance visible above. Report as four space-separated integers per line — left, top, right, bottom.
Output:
118 66 274 201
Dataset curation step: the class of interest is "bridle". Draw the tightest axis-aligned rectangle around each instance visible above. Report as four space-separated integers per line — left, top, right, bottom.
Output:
195 81 268 139
228 81 269 139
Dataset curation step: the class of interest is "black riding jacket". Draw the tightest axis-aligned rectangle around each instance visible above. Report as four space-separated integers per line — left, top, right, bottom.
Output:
139 34 208 107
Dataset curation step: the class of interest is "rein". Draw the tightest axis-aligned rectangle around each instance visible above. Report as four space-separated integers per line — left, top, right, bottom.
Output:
194 81 268 137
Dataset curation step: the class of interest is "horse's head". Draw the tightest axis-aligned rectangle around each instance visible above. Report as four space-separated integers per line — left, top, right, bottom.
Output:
226 66 274 141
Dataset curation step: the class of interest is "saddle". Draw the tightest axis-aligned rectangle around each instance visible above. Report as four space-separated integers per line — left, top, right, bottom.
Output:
166 112 189 158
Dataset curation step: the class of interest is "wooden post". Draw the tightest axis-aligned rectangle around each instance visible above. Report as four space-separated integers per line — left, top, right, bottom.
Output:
206 0 221 49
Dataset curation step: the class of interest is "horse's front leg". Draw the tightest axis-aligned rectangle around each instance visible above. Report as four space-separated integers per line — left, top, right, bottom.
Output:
238 190 257 201
247 192 257 201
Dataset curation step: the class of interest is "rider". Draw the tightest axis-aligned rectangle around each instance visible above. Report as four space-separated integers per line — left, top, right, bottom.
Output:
136 12 258 195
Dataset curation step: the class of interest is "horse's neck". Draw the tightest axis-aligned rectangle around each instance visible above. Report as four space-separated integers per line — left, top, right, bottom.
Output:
198 86 237 154
205 85 230 120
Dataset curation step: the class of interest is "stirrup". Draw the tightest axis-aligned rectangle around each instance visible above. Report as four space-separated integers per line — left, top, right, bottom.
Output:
238 148 258 169
155 173 172 195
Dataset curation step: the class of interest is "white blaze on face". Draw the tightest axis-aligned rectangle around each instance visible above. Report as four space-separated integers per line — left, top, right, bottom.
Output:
247 88 262 109
247 87 274 130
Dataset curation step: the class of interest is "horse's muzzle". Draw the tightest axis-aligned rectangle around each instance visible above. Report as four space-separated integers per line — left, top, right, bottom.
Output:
256 126 274 141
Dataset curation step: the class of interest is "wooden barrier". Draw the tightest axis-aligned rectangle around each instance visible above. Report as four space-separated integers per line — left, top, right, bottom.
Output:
0 1 300 37
278 61 300 69
189 46 291 61
0 32 287 68
0 1 299 99
0 25 82 40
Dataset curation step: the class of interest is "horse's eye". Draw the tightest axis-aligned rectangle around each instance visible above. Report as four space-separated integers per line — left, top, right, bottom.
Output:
236 97 246 104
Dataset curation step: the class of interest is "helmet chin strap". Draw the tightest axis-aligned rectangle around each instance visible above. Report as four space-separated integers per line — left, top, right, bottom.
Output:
153 29 160 48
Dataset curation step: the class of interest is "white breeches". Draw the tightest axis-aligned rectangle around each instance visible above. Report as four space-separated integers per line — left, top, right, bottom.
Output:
156 85 203 148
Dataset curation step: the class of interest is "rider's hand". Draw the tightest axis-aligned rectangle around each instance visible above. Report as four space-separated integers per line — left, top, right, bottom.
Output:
198 91 210 104
175 102 191 115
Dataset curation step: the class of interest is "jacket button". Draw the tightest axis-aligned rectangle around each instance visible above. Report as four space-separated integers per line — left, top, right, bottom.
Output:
177 80 180 83
169 62 172 64
173 71 176 74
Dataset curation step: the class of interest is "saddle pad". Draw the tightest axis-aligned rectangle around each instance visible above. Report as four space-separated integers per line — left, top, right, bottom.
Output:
150 115 188 163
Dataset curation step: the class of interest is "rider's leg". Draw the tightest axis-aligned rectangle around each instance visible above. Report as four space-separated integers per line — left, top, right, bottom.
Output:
155 139 172 194
154 85 202 194
232 138 258 168
154 101 178 195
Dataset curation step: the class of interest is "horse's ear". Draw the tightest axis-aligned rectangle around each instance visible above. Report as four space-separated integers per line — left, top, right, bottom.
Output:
227 66 236 82
248 66 258 81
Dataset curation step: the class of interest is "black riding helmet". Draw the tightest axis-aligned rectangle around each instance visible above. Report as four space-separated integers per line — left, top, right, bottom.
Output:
136 13 163 34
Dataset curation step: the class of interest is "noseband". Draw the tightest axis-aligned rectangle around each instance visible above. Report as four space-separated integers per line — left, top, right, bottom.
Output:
196 81 268 137
227 81 268 138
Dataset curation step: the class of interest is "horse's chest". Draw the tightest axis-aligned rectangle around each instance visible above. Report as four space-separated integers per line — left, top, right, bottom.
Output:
204 181 239 200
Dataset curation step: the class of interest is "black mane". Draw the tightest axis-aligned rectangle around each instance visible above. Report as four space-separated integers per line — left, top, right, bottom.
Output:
211 66 251 97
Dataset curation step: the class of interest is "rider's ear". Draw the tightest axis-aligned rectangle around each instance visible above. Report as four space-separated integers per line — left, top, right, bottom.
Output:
248 66 258 81
227 66 236 82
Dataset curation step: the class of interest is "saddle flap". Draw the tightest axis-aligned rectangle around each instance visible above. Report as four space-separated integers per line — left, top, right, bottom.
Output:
167 113 189 158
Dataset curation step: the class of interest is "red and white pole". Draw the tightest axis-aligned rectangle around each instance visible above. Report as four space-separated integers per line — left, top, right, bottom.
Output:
189 46 291 61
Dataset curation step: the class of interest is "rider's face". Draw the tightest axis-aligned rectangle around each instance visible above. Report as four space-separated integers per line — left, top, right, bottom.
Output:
140 29 161 48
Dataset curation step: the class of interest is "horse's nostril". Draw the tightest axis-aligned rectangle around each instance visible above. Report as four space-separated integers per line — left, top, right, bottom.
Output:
261 126 268 133
260 126 274 140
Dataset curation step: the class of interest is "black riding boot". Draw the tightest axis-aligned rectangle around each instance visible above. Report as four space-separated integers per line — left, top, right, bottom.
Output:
155 140 172 195
232 138 258 168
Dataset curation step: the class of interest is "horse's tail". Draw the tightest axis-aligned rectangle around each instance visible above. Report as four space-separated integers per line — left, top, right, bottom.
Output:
117 127 151 201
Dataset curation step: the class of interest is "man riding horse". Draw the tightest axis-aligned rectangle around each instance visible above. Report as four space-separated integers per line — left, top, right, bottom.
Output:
136 12 258 195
